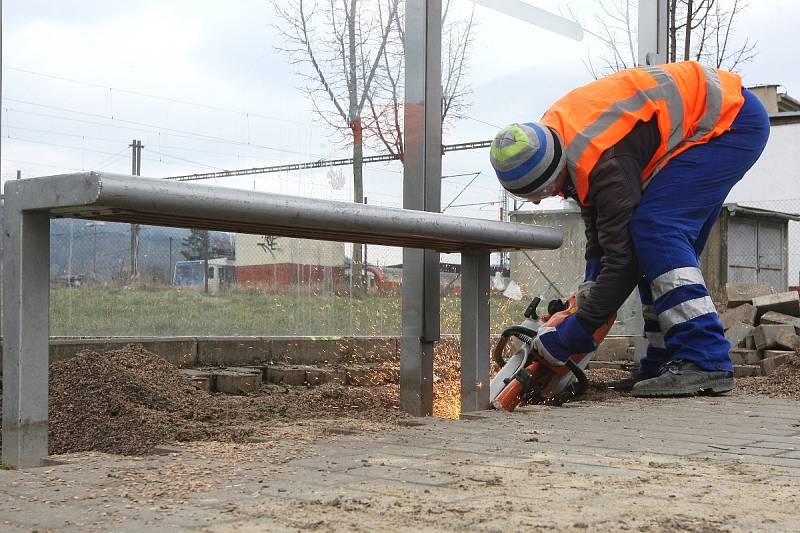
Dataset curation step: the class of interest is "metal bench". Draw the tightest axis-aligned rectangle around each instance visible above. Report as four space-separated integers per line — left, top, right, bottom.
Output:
1 172 562 467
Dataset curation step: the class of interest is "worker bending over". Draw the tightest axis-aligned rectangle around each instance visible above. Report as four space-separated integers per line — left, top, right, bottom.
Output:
490 61 769 397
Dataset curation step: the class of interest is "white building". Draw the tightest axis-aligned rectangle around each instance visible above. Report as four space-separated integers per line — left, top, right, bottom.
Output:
728 85 800 285
233 234 345 288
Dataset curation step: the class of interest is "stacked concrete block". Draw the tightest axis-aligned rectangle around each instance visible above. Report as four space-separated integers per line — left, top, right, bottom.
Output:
760 311 800 329
262 363 398 387
761 351 794 375
213 368 262 394
586 336 636 370
178 369 213 392
734 365 762 378
752 292 800 319
266 365 309 386
729 349 760 366
753 325 797 350
720 304 757 330
179 367 261 394
776 331 800 351
725 323 755 349
725 282 774 308
593 337 634 362
722 284 800 377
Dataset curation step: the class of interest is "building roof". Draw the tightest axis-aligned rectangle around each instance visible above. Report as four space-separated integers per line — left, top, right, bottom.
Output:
723 203 800 222
778 93 800 113
770 111 800 126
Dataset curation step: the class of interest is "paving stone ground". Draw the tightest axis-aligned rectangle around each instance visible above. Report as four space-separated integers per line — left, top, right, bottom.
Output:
3 396 800 532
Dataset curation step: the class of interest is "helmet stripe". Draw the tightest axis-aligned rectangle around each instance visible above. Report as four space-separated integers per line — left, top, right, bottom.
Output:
490 124 531 162
505 135 564 196
494 124 548 182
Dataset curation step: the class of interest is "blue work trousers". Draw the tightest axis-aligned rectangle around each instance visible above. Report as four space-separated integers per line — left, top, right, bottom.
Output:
632 88 770 376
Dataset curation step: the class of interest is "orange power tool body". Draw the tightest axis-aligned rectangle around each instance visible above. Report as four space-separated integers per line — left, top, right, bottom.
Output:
489 294 614 412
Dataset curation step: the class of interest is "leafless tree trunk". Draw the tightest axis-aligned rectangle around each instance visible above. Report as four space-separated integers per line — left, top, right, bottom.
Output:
579 0 755 76
365 0 475 159
272 0 399 295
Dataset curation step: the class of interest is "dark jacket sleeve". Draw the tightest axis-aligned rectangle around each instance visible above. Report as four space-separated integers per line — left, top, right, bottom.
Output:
581 206 603 263
575 151 643 332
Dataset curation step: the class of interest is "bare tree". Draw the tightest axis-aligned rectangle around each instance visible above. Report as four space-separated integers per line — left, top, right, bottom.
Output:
578 0 756 77
272 0 400 292
691 0 756 69
366 0 476 158
577 0 639 75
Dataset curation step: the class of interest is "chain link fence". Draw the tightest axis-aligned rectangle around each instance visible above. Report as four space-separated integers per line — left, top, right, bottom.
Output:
729 199 800 290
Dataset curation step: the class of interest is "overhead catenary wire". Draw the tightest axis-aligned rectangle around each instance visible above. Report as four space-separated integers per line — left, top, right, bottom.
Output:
443 172 482 211
5 135 221 171
3 95 499 201
4 98 331 159
3 66 315 127
1 157 84 172
4 115 500 198
5 66 503 144
1 67 505 190
165 140 493 181
447 200 503 208
3 100 495 180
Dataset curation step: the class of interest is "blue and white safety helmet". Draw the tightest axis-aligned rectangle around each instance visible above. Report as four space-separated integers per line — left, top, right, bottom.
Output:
489 122 566 199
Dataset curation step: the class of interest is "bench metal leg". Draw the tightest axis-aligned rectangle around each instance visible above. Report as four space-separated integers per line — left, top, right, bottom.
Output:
400 248 435 416
460 251 490 413
2 204 50 468
400 336 435 416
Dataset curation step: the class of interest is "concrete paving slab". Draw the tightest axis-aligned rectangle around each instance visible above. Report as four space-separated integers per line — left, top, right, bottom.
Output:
3 396 800 531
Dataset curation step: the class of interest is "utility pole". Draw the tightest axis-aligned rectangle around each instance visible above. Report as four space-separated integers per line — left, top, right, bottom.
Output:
129 140 143 281
499 190 510 271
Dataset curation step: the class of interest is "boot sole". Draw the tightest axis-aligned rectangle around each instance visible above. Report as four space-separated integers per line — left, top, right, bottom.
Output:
606 377 649 393
606 382 637 393
632 377 735 398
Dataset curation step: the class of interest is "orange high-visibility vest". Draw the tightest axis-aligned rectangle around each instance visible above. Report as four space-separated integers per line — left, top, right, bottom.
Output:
540 61 745 205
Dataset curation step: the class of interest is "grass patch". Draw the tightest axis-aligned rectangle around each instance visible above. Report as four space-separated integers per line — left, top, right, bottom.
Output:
0 462 13 470
50 287 529 337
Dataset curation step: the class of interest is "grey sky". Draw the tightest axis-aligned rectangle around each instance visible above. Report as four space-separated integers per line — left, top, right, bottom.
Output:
2 0 797 262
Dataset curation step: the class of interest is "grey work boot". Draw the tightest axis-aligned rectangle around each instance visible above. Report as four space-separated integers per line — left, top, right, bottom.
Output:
632 360 734 397
606 367 649 392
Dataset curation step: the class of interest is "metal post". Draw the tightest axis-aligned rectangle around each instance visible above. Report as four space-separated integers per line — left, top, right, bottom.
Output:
92 223 97 279
169 236 173 283
401 0 442 416
129 140 142 280
638 0 668 65
2 196 50 468
363 197 368 290
460 251 490 412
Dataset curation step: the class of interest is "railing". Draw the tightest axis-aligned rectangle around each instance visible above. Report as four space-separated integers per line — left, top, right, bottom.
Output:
1 171 562 468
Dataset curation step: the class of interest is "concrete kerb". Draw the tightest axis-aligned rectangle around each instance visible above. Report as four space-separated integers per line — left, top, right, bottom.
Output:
196 336 271 366
0 336 408 374
0 337 199 373
0 335 641 375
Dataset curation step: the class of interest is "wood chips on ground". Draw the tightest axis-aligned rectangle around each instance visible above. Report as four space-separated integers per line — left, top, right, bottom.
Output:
2 344 403 456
